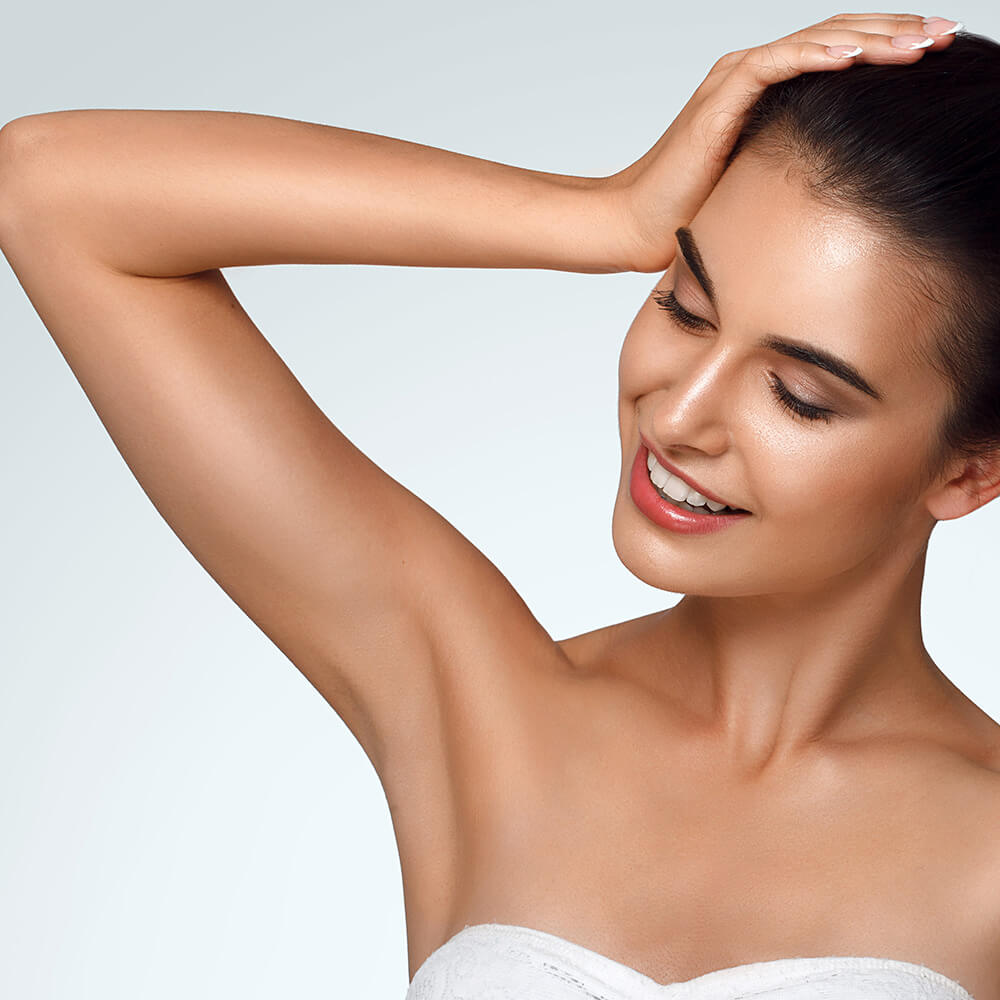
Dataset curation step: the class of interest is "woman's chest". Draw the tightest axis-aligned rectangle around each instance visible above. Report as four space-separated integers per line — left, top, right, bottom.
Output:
397 649 1000 999
443 685 1000 1000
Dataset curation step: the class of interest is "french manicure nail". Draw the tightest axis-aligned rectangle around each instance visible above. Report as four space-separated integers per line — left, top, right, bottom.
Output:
891 34 935 49
922 17 963 35
827 44 864 58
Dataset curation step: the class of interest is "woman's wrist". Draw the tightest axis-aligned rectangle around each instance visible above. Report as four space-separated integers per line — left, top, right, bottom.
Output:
598 163 683 275
530 171 645 275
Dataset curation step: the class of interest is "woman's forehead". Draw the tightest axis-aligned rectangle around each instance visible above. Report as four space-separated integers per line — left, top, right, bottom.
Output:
695 157 885 289
687 154 946 378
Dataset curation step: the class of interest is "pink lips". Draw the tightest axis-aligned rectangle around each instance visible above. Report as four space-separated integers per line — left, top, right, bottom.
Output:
629 443 752 535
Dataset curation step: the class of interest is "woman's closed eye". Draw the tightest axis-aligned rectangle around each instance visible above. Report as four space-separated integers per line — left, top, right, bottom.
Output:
652 287 714 333
650 288 836 424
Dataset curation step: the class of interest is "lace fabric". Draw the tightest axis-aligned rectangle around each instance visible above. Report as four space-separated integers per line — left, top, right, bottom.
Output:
406 923 977 1000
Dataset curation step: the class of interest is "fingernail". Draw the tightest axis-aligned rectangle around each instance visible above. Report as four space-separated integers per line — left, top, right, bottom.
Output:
922 17 963 35
827 44 864 58
891 34 935 49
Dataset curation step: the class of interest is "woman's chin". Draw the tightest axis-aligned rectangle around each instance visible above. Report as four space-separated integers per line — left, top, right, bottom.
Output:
610 499 782 599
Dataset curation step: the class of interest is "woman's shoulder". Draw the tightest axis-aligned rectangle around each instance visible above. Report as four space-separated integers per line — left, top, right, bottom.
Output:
555 608 671 674
929 675 1000 776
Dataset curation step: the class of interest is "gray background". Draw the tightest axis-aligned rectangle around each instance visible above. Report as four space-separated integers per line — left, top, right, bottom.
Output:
1 2 997 997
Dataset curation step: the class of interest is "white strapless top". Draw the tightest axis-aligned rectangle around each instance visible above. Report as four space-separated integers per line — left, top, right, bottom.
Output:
406 923 977 1000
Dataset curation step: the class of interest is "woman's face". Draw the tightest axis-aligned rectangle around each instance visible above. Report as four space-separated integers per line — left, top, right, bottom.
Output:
612 151 956 598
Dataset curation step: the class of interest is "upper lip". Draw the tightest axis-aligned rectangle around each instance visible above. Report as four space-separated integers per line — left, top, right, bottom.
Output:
640 433 748 511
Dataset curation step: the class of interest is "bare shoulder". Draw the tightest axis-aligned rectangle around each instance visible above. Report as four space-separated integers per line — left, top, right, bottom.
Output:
963 751 1000 1000
555 607 670 672
930 681 1000 809
917 704 1000 991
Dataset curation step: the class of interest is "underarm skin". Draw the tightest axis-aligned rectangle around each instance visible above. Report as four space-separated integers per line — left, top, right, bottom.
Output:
0 109 631 277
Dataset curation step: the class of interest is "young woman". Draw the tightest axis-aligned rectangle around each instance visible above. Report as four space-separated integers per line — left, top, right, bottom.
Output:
1 11 996 1000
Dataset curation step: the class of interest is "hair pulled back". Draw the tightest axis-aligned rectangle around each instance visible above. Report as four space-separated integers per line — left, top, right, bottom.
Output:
724 31 1000 479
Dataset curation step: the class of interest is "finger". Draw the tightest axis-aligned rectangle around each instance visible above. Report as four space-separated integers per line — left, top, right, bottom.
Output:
792 14 962 45
789 13 926 40
731 40 870 81
807 24 958 57
822 12 930 21
814 16 937 32
818 13 939 28
786 18 954 43
732 37 924 85
811 18 961 43
744 19 955 78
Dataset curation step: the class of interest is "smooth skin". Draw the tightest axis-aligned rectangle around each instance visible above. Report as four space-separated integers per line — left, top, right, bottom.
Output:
2 10 999 999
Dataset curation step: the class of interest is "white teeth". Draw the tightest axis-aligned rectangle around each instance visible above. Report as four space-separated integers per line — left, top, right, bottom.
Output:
663 473 692 504
645 449 737 512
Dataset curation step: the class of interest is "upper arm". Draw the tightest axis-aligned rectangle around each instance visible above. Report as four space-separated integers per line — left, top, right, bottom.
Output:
0 118 563 784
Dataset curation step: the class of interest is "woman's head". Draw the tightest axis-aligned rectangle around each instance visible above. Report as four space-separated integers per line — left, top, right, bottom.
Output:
611 32 1000 598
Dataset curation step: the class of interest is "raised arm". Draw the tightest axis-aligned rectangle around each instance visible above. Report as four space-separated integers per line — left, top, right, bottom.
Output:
0 110 623 821
0 109 629 276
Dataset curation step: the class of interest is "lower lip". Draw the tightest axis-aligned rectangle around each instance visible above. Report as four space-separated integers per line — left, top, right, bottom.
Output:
629 445 752 535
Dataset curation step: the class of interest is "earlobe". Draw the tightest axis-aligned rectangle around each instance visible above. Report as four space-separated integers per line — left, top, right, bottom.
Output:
925 449 1000 521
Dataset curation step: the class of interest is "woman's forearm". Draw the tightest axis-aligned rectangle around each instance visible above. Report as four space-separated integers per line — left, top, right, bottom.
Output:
0 109 631 277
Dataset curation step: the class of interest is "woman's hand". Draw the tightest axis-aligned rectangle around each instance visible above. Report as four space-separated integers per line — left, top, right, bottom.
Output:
607 13 961 273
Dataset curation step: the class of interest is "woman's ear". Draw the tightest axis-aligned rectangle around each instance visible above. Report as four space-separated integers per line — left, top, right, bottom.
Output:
925 447 1000 521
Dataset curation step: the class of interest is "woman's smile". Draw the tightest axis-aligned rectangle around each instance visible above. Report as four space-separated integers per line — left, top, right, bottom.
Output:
629 441 753 535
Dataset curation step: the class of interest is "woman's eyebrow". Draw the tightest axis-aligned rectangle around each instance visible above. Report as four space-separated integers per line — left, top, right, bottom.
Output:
675 226 717 308
674 226 884 403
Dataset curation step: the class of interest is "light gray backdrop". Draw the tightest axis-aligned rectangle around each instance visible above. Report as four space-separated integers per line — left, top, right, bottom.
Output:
1 2 997 997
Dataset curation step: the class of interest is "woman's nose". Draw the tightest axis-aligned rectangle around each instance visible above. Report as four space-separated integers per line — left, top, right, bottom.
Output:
650 348 737 455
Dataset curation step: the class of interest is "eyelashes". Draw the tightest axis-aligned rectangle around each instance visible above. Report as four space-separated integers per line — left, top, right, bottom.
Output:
651 288 714 332
650 288 835 425
764 372 834 424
